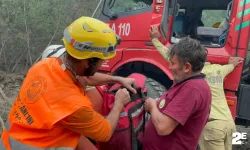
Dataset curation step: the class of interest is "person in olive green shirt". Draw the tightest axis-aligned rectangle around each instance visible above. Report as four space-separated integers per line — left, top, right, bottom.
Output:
149 26 243 150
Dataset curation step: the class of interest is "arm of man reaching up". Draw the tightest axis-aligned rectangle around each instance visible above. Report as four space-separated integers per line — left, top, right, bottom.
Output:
150 26 244 75
77 73 137 94
150 26 170 61
220 57 244 78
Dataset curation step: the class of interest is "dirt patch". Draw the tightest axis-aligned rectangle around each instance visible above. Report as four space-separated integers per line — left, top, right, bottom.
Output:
0 72 24 100
0 71 25 133
233 125 250 150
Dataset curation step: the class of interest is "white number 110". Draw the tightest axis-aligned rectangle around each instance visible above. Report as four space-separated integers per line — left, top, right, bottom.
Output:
118 23 130 36
107 23 131 36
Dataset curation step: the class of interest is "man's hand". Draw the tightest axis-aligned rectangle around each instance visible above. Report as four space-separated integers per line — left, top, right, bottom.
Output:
229 57 244 67
115 77 137 94
107 88 131 135
144 98 158 113
150 26 161 39
114 88 131 110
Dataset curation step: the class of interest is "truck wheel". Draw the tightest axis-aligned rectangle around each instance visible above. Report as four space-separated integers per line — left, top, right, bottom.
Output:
145 77 166 99
144 77 166 120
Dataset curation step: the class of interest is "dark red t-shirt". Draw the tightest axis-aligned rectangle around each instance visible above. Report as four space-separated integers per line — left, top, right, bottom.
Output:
141 74 211 150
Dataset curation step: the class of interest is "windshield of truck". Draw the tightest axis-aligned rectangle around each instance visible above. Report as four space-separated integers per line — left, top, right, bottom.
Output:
110 0 152 13
170 0 232 47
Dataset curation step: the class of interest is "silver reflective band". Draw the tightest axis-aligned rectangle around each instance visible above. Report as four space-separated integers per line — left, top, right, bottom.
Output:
103 112 128 118
2 119 74 150
135 116 145 133
131 106 144 118
120 112 127 117
119 106 144 118
8 136 74 150
5 119 10 130
63 29 116 57
0 139 6 150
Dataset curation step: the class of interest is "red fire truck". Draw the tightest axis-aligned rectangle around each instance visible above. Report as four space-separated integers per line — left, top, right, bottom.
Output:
97 0 250 124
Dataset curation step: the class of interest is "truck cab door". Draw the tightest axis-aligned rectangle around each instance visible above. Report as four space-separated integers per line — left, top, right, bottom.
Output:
149 0 179 45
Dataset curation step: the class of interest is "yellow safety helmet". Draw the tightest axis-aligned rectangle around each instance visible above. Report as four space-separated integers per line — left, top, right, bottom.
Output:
62 16 118 60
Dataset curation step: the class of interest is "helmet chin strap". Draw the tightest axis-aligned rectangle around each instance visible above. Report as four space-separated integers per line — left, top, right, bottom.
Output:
59 54 87 94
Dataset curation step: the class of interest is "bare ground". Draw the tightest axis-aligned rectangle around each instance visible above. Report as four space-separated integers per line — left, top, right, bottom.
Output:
0 72 25 134
0 72 249 150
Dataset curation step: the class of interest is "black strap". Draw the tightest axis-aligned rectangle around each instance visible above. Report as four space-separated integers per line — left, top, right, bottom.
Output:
87 137 96 145
47 46 64 57
128 104 141 150
107 87 146 103
128 101 146 150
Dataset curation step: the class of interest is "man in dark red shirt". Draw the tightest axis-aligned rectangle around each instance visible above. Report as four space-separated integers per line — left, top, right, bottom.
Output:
141 35 211 150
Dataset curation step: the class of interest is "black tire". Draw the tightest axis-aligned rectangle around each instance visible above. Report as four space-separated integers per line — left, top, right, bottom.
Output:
144 77 166 120
145 77 166 99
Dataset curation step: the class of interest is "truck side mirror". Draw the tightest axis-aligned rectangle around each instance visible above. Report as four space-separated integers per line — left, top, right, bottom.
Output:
173 4 180 16
226 1 232 20
108 0 116 9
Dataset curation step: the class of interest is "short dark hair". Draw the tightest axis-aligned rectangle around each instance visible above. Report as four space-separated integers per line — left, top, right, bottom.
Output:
169 37 207 72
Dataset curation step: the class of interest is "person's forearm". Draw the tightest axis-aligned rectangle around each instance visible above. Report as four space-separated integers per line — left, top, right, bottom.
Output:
150 106 171 135
150 106 163 130
222 64 235 77
86 72 122 86
106 105 123 134
152 38 169 60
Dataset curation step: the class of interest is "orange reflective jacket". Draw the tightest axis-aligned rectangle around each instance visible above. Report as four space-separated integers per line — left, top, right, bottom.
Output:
1 58 92 150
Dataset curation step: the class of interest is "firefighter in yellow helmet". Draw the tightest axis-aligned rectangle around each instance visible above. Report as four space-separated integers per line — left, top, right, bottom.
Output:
1 16 136 150
63 16 117 60
62 16 118 76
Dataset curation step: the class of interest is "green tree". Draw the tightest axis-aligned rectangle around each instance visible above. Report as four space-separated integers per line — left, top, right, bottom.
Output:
0 0 100 73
